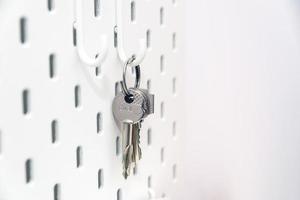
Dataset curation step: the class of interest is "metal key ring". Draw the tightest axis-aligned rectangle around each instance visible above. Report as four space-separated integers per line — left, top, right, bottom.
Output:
120 55 141 97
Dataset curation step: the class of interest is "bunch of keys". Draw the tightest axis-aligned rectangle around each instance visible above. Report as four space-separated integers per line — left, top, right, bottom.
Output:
112 56 154 179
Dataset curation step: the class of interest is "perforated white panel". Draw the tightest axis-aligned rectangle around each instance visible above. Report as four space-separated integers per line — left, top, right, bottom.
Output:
0 0 184 200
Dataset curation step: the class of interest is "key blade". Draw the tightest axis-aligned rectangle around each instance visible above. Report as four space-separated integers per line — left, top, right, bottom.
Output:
136 123 142 160
131 123 138 165
121 123 134 179
132 122 143 165
123 145 133 179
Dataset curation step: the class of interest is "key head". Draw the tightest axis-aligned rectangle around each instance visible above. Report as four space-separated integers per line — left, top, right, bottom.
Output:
112 88 147 125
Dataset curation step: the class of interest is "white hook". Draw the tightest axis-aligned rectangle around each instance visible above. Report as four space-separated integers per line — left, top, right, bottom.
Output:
115 0 147 67
74 0 108 66
148 189 169 200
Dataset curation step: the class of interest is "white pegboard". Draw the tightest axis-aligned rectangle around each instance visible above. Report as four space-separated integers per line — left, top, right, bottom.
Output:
0 0 184 200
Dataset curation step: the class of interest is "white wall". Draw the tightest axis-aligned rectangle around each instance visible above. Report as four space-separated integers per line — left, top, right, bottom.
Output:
184 0 300 199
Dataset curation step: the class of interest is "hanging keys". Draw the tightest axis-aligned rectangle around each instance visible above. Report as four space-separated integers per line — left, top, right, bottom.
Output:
112 56 154 179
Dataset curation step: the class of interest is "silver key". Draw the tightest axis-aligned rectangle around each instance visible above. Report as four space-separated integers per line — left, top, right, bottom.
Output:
112 55 154 178
131 88 154 171
130 88 154 165
112 88 154 178
132 121 142 165
115 89 144 178
121 122 134 178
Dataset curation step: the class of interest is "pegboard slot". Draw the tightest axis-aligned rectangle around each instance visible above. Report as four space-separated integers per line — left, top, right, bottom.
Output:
49 54 56 79
130 1 136 22
172 77 176 94
98 169 103 189
54 184 60 200
114 26 117 47
160 55 164 73
172 121 176 137
76 146 82 168
172 33 176 50
147 175 152 188
160 148 165 164
74 85 81 108
25 159 32 183
146 29 151 48
22 89 30 115
147 128 152 146
160 7 164 25
95 66 101 76
97 112 102 133
147 79 151 92
20 17 28 44
172 164 177 180
116 137 120 156
51 120 58 143
160 102 164 119
94 0 101 17
47 0 54 12
117 188 122 200
73 25 77 46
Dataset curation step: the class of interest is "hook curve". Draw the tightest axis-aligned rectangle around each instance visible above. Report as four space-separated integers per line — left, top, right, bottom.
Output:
74 0 108 66
115 0 147 67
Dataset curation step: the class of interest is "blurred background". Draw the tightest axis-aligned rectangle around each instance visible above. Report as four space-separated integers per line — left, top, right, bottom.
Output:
184 0 300 199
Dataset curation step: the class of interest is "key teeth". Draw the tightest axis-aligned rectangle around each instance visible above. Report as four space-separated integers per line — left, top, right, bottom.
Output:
137 129 142 160
123 145 133 179
134 123 142 161
138 146 142 160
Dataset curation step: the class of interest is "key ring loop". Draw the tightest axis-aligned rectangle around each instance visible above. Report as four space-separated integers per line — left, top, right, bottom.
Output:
120 55 141 97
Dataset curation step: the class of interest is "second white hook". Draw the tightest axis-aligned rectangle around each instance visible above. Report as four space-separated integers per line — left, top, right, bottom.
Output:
74 0 108 66
115 0 147 67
